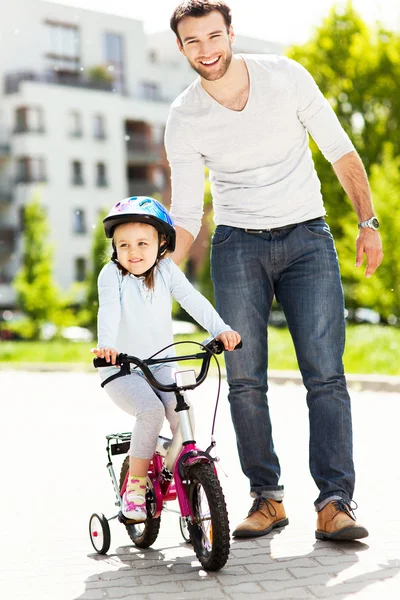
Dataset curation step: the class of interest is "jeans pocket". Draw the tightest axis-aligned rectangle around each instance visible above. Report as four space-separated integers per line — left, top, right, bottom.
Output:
302 219 333 239
211 225 235 247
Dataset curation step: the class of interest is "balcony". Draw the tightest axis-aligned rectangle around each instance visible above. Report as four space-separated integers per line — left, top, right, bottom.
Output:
126 134 162 164
128 179 161 197
15 175 47 185
13 125 45 135
5 71 114 94
0 227 16 255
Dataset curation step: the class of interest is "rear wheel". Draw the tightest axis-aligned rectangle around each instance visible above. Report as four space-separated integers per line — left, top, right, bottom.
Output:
119 456 161 548
185 462 230 571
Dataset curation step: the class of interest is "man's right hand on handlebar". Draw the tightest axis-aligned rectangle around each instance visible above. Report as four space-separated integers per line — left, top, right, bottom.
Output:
215 330 241 352
91 346 120 366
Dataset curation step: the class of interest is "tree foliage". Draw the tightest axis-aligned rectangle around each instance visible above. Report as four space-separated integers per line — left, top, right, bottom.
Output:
287 1 400 318
197 174 215 305
13 194 60 338
81 209 110 333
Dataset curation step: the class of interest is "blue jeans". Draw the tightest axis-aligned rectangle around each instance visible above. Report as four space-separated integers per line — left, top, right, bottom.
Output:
211 218 355 510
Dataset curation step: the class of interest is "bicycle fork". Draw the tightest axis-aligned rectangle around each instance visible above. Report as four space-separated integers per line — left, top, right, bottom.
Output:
169 390 215 524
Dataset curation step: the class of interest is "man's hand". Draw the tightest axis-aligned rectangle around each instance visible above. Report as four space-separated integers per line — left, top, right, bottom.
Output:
215 330 241 351
356 229 383 278
90 346 119 365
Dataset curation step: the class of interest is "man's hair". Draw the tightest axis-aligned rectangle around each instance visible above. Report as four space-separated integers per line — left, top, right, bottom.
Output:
170 1 232 43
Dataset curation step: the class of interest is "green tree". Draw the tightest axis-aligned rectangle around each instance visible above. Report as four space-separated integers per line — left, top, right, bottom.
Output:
287 2 400 312
13 194 60 339
355 145 400 319
197 172 215 305
81 209 110 333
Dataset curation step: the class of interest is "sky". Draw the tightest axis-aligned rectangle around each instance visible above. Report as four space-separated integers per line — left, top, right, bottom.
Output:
49 0 400 45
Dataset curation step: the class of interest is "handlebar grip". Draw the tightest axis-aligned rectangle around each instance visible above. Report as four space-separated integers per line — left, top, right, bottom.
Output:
93 356 120 368
204 339 243 354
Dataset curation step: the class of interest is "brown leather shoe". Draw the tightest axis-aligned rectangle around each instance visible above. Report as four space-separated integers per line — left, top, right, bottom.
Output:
316 499 368 541
232 497 289 538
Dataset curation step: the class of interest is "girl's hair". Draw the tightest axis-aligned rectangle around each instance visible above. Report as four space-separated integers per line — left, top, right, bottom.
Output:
170 0 232 43
111 226 167 290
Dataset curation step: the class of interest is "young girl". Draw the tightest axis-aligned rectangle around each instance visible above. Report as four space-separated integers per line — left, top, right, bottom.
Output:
91 196 241 522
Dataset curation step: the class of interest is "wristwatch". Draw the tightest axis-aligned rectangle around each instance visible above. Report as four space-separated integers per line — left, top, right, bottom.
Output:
358 216 380 231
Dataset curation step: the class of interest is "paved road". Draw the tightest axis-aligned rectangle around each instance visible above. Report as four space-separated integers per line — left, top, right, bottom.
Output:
1 370 400 599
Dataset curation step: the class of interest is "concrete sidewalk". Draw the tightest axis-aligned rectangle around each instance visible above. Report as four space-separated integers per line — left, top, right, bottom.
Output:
0 371 399 599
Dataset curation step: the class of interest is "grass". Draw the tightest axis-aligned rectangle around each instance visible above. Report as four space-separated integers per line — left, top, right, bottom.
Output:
0 325 399 375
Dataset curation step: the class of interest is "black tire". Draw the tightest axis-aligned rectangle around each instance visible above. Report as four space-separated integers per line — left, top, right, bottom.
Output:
179 515 192 544
89 512 111 554
119 456 161 548
185 462 230 571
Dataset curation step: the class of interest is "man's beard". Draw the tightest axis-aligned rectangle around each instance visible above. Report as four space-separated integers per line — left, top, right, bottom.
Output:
190 49 233 81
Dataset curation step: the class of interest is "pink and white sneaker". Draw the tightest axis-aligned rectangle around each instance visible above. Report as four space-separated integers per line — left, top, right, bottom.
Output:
121 490 147 521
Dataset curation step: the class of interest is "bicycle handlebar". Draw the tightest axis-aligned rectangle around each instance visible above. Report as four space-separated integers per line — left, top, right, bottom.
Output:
93 339 242 392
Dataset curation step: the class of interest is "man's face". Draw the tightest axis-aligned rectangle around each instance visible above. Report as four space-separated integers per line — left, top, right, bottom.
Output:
176 10 234 81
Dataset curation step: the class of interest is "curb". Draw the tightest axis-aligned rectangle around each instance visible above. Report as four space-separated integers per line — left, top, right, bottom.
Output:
268 370 400 393
1 363 400 392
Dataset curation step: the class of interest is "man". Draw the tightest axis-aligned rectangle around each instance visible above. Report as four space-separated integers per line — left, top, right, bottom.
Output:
165 0 383 540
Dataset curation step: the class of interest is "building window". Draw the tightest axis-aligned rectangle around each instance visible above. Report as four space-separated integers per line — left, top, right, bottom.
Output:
73 210 86 234
68 111 82 137
139 82 161 101
93 115 106 139
44 21 80 74
104 33 124 91
148 50 158 64
72 161 84 185
75 257 86 281
14 107 44 133
152 124 164 144
96 162 107 187
153 167 165 189
16 157 46 183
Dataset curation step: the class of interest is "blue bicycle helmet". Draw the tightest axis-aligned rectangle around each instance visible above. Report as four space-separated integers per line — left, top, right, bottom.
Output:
103 196 176 252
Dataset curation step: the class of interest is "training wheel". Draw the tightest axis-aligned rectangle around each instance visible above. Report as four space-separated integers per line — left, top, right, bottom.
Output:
89 512 111 554
179 516 192 544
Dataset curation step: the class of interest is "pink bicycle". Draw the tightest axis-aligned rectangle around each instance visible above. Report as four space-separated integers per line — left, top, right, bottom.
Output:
89 338 242 571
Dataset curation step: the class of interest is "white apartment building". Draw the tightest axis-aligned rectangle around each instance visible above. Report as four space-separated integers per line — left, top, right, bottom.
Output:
0 0 282 309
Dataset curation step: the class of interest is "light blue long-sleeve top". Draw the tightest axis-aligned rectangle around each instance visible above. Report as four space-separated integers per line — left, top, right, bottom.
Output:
96 258 231 381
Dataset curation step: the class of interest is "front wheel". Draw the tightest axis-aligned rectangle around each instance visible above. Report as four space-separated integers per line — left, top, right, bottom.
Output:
185 462 230 571
119 456 161 548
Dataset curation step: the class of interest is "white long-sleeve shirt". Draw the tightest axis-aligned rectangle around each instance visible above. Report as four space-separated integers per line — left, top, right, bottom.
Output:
97 259 231 381
165 54 355 239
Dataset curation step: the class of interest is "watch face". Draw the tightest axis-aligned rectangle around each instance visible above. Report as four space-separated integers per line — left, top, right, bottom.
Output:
371 217 379 229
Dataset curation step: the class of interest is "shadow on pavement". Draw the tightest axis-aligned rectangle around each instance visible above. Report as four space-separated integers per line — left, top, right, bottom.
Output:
76 528 400 599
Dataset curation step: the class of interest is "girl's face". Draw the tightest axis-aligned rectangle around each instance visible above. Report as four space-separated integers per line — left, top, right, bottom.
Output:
114 222 159 276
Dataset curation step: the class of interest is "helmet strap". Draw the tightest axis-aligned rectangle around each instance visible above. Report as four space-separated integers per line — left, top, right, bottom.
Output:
157 232 169 257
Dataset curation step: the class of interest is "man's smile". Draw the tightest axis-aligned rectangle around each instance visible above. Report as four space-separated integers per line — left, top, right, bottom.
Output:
199 56 220 66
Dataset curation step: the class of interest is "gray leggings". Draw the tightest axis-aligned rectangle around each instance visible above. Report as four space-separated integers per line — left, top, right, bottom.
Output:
104 366 180 459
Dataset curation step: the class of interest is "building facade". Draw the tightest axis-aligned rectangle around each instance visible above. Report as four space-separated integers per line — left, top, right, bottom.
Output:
0 0 282 309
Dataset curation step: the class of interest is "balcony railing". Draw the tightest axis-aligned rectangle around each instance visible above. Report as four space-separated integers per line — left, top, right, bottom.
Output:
128 179 161 197
15 175 47 184
5 71 114 94
126 134 162 164
13 125 45 135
